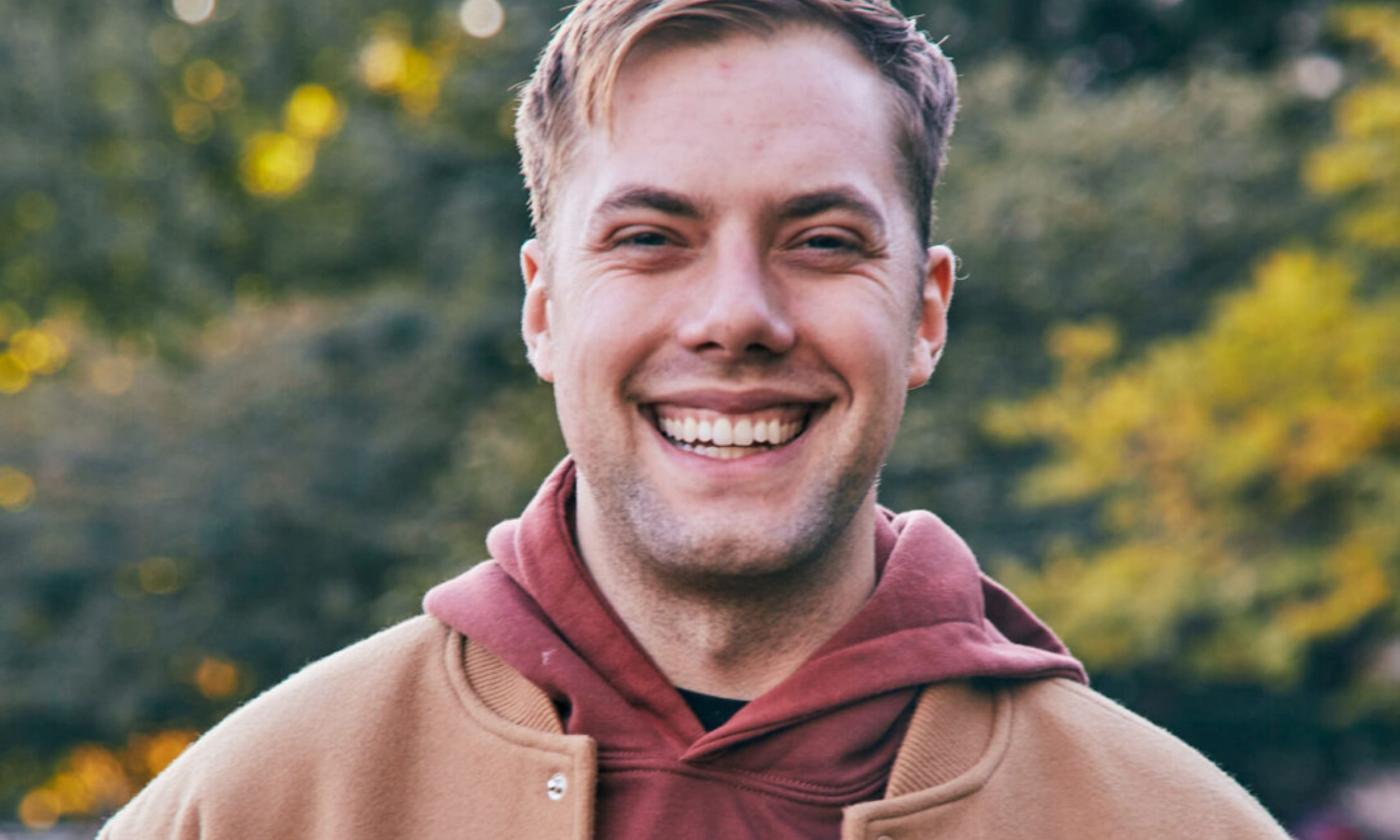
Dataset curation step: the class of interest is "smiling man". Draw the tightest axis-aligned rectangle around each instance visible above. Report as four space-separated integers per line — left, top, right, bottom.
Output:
102 2 1289 838
517 24 956 705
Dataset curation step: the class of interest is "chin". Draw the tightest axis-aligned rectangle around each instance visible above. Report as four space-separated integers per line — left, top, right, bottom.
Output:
652 529 814 581
613 473 873 586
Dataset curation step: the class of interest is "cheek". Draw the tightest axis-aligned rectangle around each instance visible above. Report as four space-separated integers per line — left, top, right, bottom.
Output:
553 289 669 396
795 287 914 388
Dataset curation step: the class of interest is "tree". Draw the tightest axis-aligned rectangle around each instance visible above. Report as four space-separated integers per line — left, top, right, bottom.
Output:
0 0 542 393
984 5 1400 821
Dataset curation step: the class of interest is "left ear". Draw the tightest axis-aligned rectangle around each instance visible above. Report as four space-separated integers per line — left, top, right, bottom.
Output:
907 244 956 389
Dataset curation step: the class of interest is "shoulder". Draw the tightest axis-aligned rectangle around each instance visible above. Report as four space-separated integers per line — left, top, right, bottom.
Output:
1008 678 1234 775
99 616 460 838
194 615 454 754
999 678 1286 835
102 616 593 840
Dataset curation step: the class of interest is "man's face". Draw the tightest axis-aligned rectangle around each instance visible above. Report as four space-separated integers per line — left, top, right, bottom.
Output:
521 27 954 582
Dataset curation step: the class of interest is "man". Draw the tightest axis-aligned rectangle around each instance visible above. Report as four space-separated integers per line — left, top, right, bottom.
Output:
102 1 1289 837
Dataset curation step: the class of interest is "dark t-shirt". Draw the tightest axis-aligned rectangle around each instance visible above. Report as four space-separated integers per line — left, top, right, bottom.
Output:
676 687 748 732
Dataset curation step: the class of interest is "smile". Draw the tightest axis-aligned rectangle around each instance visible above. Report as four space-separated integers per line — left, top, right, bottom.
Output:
647 405 813 461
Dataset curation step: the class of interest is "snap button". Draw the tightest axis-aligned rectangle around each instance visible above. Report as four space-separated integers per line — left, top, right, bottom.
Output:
546 772 567 801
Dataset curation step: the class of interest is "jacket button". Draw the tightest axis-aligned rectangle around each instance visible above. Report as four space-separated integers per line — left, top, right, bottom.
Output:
546 772 567 801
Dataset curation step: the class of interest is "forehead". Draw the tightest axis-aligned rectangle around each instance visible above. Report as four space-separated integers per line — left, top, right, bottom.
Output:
553 28 911 236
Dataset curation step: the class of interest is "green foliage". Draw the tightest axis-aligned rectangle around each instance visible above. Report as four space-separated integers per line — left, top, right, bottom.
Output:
984 5 1400 819
986 250 1399 678
0 0 537 361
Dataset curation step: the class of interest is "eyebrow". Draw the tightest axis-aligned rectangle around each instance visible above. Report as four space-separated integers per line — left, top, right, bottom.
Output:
775 188 887 239
592 186 710 221
588 184 888 237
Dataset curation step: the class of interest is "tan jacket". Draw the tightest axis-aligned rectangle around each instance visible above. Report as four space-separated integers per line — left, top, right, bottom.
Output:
100 616 1288 839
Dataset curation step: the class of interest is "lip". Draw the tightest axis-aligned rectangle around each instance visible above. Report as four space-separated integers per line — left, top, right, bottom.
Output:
637 399 826 476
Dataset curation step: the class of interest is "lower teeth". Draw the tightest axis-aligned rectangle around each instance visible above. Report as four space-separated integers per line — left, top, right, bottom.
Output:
671 439 776 460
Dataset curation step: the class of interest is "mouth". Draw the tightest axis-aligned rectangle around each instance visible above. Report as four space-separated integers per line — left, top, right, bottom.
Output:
643 403 819 461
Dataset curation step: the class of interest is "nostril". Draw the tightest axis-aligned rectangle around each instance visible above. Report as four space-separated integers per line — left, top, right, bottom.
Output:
676 285 795 357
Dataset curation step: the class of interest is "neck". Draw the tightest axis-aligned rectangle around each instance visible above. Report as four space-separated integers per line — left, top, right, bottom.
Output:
574 489 878 700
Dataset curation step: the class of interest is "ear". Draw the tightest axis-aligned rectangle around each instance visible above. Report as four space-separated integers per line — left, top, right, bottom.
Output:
907 244 956 389
520 239 555 382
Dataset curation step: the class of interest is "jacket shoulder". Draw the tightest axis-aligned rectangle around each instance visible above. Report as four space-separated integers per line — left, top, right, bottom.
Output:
175 614 455 765
99 616 456 839
102 617 595 840
1000 677 1287 836
1011 678 1247 778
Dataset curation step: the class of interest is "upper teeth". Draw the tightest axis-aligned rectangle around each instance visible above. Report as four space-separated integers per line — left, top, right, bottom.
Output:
657 413 802 447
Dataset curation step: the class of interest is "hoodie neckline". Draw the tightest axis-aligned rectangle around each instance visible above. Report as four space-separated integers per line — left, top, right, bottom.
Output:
424 457 1085 784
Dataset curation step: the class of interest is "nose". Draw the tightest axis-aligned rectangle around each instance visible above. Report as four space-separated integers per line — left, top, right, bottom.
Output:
675 244 796 360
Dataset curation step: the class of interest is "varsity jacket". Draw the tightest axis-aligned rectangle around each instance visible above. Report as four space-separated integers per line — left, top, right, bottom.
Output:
99 615 1289 839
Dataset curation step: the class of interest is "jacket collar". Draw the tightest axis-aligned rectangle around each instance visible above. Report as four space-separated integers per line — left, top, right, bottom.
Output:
452 633 1012 824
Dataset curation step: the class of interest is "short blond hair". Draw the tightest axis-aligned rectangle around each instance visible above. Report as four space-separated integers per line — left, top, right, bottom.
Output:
515 0 959 245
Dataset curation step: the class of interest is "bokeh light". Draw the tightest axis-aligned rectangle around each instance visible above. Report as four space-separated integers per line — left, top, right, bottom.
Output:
358 27 448 116
1294 55 1344 100
0 466 35 511
171 0 215 26
459 0 505 39
9 328 67 374
18 789 61 830
240 131 316 197
172 100 215 142
182 59 226 102
0 354 29 394
67 747 133 808
359 31 407 92
18 733 196 826
148 23 191 65
285 84 344 140
0 307 66 395
139 731 198 776
194 657 240 699
88 355 136 396
138 556 186 595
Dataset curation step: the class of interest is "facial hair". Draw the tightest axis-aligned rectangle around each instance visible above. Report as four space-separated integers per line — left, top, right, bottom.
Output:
575 430 882 597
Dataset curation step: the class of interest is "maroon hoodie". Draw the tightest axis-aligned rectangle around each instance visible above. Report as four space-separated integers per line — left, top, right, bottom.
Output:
424 459 1085 839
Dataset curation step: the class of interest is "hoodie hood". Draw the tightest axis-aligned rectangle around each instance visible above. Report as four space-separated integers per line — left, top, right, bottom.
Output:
425 458 1085 837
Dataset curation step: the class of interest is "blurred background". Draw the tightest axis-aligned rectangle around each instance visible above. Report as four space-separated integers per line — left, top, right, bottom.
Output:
1 0 1397 836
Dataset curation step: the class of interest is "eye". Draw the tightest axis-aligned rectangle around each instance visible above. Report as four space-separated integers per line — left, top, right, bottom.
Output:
797 233 859 251
613 228 673 248
788 228 874 265
600 226 691 271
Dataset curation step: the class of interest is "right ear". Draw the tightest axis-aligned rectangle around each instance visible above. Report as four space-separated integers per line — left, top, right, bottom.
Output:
520 239 555 382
